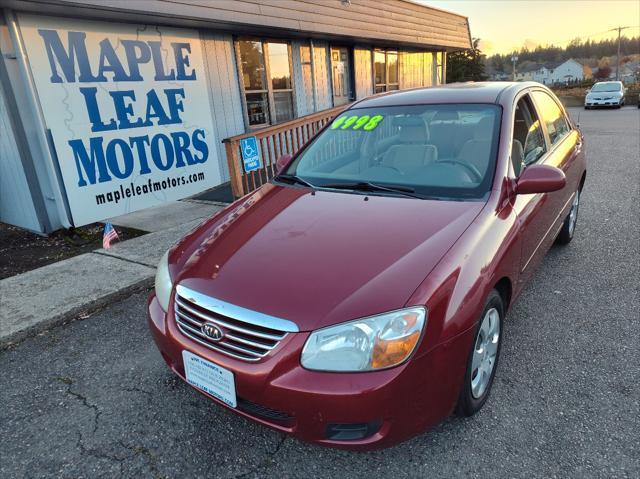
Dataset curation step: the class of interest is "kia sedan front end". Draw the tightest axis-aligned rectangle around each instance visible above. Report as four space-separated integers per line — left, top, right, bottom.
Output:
149 82 586 449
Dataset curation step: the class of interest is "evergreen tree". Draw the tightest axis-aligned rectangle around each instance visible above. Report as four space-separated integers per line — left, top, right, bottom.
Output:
447 38 487 83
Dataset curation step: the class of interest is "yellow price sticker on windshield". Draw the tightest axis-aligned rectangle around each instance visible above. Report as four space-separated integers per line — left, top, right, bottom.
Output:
331 114 384 131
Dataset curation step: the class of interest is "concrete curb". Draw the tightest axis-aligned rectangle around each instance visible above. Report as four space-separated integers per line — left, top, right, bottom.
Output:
0 252 156 348
0 274 153 349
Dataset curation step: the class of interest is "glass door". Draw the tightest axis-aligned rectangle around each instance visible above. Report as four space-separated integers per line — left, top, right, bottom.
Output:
330 47 353 106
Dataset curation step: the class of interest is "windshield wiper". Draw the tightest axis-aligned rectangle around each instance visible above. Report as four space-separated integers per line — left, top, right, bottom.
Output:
321 181 424 199
273 174 316 188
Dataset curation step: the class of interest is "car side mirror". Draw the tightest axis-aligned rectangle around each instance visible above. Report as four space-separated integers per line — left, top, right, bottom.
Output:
516 164 566 195
276 154 292 174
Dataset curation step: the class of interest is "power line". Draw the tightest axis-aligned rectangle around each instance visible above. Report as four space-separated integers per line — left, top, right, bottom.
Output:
546 25 640 46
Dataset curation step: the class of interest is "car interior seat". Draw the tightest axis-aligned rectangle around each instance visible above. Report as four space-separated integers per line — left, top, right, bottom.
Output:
456 117 495 177
381 116 437 173
428 110 460 159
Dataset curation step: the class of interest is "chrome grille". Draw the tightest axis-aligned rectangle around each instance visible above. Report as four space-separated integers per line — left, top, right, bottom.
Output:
174 285 297 362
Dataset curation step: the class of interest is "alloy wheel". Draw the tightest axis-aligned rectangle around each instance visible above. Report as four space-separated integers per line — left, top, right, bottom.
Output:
568 190 580 236
471 308 500 399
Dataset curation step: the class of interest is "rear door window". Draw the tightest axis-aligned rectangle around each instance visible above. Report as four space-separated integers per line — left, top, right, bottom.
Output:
531 91 570 145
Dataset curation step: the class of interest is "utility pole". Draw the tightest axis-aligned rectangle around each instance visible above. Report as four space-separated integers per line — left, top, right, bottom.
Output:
511 54 518 81
612 26 630 81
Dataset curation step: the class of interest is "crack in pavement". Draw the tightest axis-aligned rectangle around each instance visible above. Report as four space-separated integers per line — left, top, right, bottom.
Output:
123 386 155 397
55 376 101 434
232 434 287 479
118 440 167 479
73 430 131 477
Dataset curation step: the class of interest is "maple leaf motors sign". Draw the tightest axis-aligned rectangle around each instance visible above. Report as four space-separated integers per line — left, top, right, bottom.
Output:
18 14 221 226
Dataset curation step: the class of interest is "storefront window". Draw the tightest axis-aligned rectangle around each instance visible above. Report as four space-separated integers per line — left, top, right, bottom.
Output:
267 42 294 123
374 50 399 93
237 39 295 127
238 40 269 126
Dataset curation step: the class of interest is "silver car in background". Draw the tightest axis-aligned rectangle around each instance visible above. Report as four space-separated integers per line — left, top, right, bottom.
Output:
585 81 625 109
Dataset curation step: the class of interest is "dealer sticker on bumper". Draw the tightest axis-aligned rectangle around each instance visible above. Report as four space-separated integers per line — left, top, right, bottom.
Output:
182 350 237 408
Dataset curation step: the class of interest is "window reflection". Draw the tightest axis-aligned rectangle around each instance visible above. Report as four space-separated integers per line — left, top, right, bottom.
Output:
374 50 386 86
531 91 570 145
238 40 266 91
237 40 295 126
268 43 292 90
374 50 399 92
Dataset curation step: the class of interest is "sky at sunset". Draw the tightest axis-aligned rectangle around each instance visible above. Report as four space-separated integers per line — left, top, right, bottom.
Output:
421 0 640 56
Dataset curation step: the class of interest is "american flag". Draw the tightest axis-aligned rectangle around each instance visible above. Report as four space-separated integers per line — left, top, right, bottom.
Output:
102 222 119 249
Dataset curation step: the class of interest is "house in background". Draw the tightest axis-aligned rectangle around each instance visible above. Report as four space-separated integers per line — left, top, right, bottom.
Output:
514 59 586 85
548 59 587 85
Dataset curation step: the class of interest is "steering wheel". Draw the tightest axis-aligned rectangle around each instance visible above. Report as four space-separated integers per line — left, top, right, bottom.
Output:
371 164 403 174
368 155 403 174
437 160 483 182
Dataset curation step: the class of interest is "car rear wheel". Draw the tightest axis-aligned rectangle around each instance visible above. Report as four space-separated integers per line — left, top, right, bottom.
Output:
556 189 580 245
456 289 503 417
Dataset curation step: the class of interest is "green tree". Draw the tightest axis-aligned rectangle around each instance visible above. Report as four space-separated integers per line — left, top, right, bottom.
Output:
446 38 487 83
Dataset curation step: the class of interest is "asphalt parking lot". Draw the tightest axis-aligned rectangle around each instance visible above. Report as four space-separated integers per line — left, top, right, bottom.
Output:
1 106 639 478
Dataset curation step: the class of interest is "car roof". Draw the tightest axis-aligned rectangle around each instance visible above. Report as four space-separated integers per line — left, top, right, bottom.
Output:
351 82 532 108
593 81 623 85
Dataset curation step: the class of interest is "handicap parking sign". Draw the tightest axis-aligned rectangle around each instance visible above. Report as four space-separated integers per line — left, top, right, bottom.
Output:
240 136 262 173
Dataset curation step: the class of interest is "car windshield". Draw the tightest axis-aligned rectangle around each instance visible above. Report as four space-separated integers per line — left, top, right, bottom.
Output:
282 104 501 200
591 82 622 92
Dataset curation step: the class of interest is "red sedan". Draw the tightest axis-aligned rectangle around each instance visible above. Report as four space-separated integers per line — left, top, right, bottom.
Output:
148 82 586 449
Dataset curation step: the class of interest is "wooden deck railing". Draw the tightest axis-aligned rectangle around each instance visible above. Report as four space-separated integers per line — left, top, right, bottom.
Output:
223 105 348 199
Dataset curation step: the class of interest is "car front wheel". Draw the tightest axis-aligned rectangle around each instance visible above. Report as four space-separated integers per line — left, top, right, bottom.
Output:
456 289 503 416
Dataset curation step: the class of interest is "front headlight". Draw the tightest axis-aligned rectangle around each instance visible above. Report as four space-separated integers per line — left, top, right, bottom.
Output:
300 307 426 372
154 250 173 312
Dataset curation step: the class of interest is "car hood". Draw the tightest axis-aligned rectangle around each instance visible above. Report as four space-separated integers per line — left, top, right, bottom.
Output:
173 184 485 332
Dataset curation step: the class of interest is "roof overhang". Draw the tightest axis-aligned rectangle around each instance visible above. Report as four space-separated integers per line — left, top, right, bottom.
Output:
0 0 472 51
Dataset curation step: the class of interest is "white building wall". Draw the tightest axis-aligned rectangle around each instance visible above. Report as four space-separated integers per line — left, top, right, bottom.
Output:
200 32 245 183
0 76 41 231
354 46 373 100
312 41 333 110
291 41 315 116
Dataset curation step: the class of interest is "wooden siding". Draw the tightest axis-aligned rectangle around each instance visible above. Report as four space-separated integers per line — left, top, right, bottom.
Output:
399 51 438 89
312 41 333 111
291 41 315 116
0 77 40 231
354 47 373 100
5 0 471 50
200 32 245 183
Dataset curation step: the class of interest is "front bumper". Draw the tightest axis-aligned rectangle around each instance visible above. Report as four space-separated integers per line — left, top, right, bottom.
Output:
585 97 623 107
147 294 472 449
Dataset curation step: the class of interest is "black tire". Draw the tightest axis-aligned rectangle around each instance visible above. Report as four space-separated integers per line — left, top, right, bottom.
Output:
456 289 504 417
556 188 580 245
584 106 589 110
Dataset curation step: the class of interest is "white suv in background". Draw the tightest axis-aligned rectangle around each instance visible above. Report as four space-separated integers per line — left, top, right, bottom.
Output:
585 81 625 109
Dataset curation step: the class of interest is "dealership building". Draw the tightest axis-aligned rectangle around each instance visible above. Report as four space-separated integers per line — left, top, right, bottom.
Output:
0 0 471 233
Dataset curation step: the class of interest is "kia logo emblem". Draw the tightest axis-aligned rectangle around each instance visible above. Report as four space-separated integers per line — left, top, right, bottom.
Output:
201 322 224 341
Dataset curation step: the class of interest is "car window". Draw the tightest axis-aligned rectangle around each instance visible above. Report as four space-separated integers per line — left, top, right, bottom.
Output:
531 91 571 146
591 82 623 92
285 104 502 200
512 95 546 175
